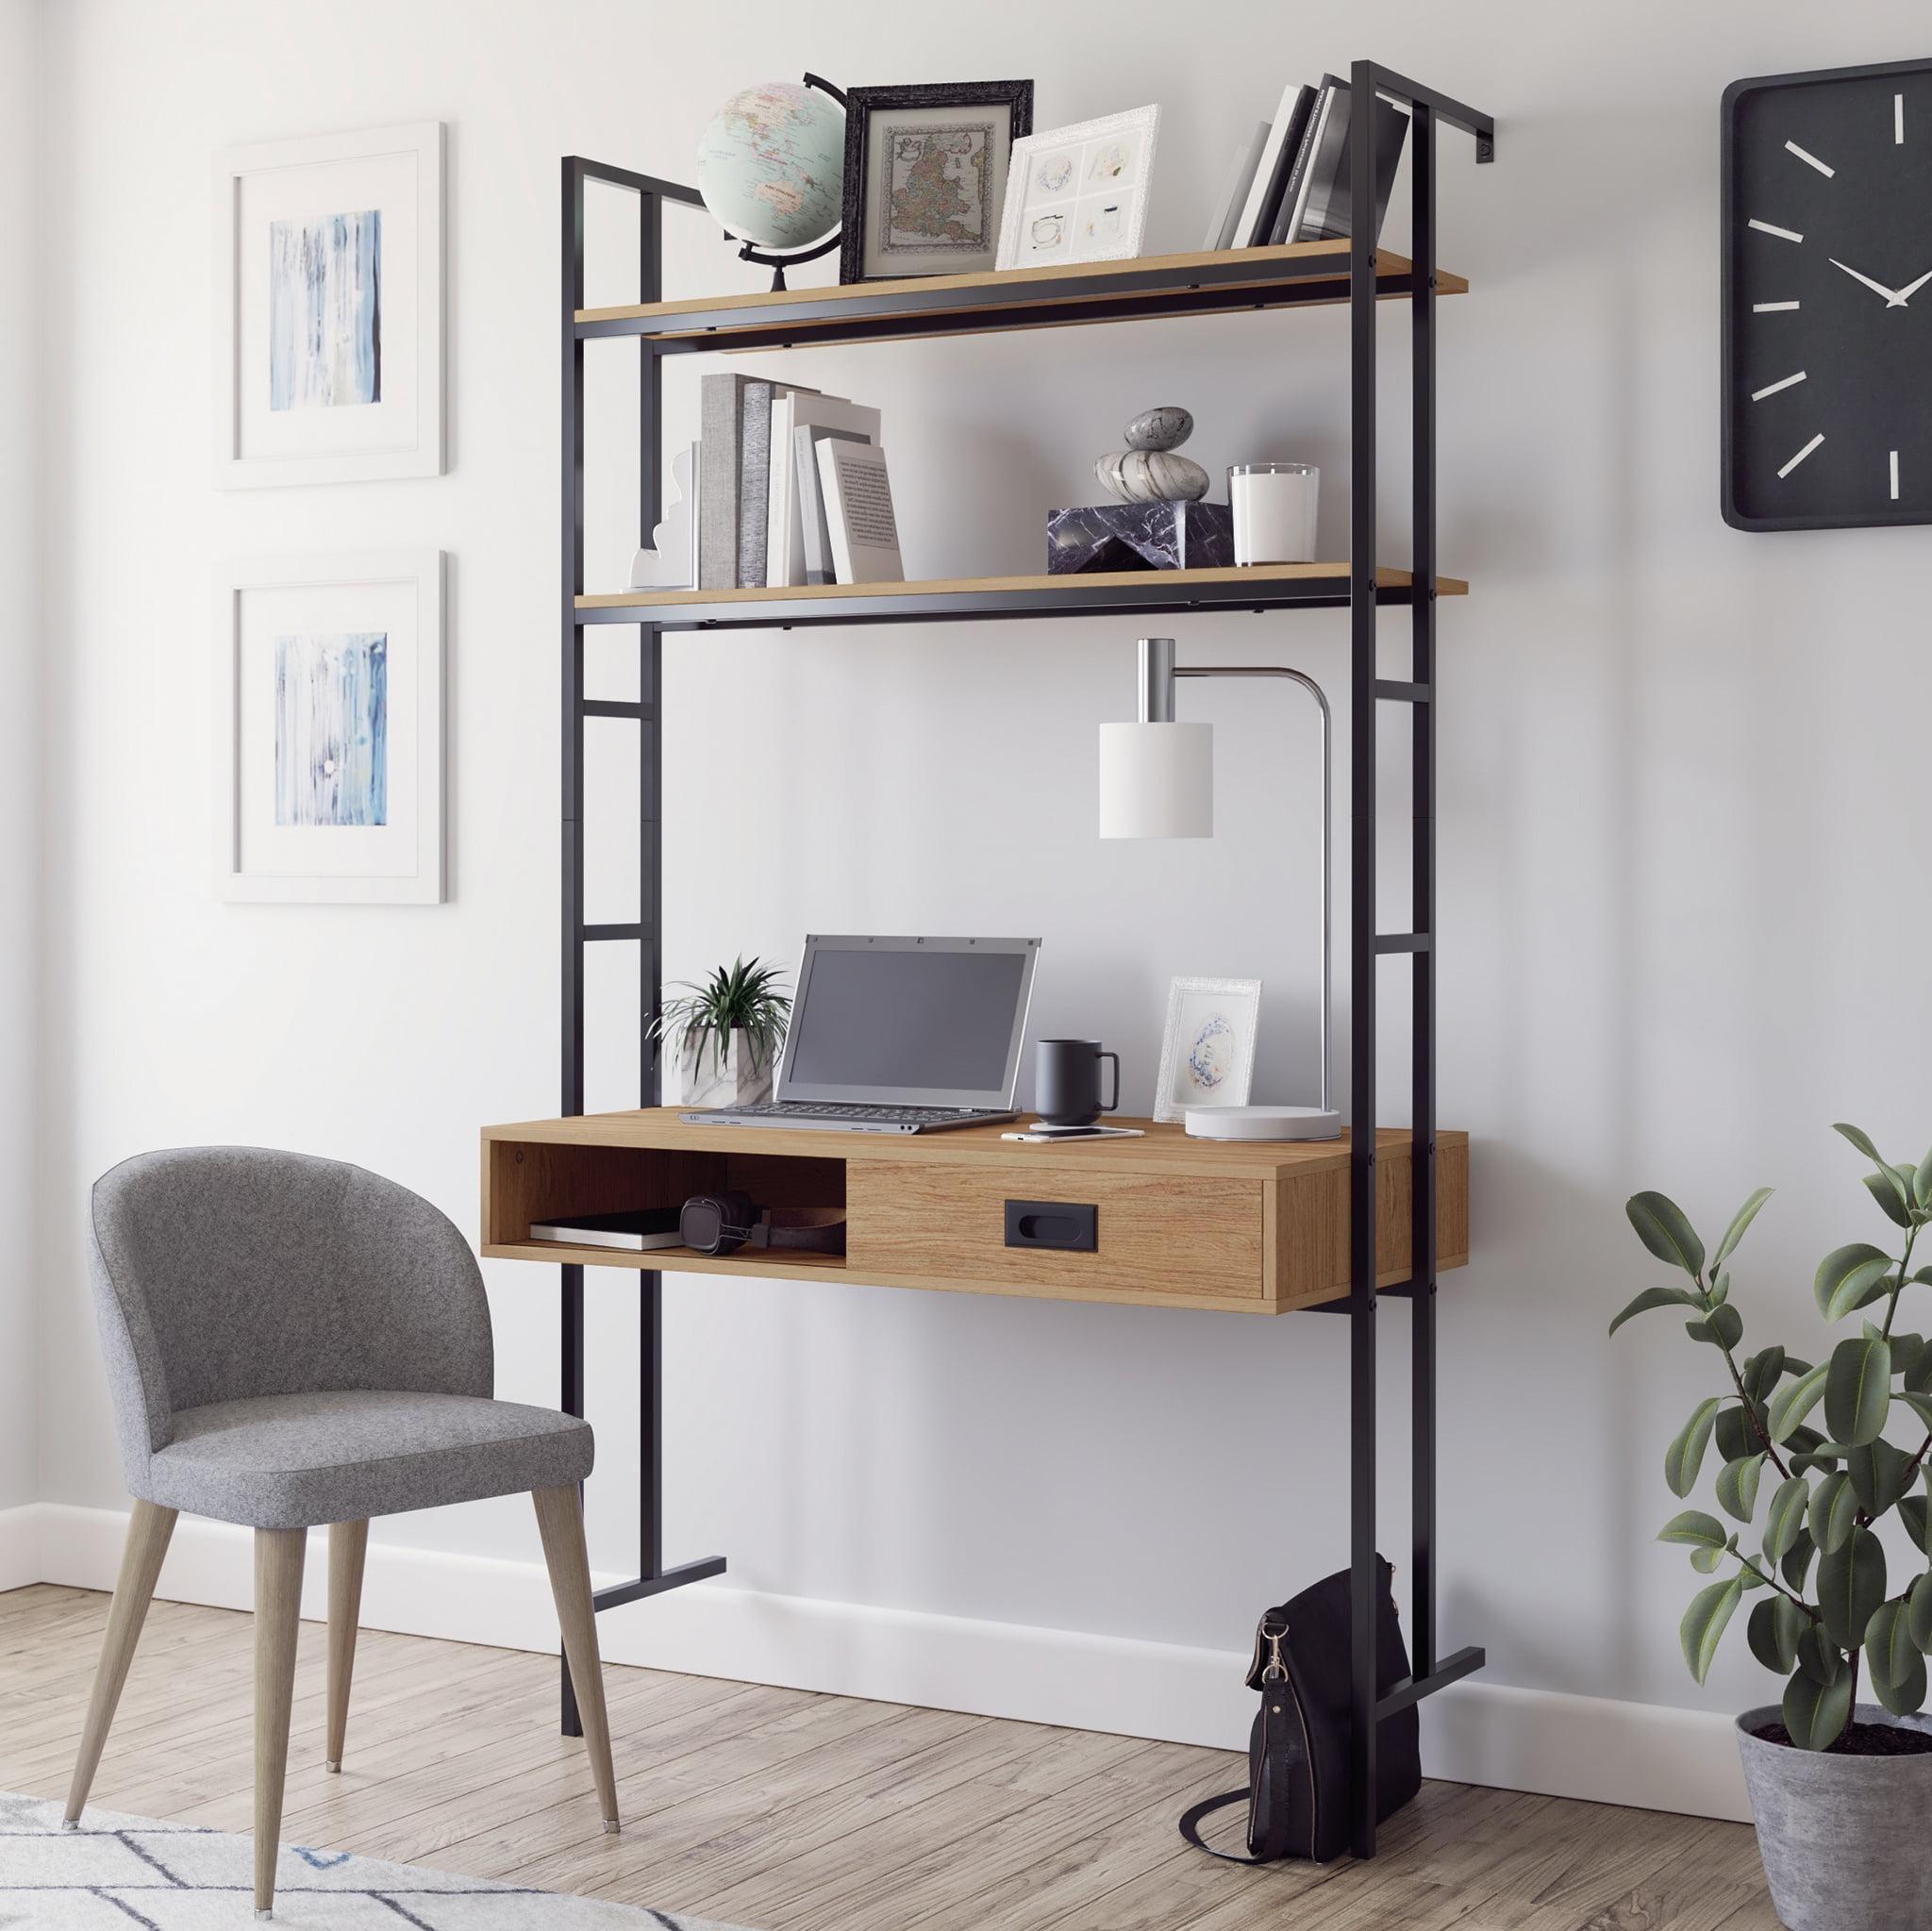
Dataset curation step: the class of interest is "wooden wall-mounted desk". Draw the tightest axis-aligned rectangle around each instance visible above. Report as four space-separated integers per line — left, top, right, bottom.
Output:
480 1110 1468 1316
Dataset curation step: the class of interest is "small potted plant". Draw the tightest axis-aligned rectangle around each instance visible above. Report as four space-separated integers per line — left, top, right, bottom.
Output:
649 956 791 1108
1614 1123 1932 1931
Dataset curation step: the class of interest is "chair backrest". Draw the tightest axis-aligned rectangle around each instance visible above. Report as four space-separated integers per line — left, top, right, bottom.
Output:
87 1147 494 1469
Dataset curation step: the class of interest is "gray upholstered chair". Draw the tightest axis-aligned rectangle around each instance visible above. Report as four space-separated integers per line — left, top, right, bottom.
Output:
66 1147 620 1920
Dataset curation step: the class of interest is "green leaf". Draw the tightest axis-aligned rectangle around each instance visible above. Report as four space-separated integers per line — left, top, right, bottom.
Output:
1657 1509 1728 1550
1763 1476 1810 1564
1918 1145 1932 1211
1627 1192 1706 1279
1875 1653 1927 1716
1809 1471 1858 1554
1908 1572 1932 1652
1709 1271 1732 1307
1665 1398 1723 1498
1868 1172 1914 1228
1868 1597 1920 1687
1817 1524 1888 1648
1706 1304 1744 1350
1909 1348 1932 1396
1680 1574 1745 1685
1892 1335 1925 1384
1748 1595 1807 1674
1825 1336 1892 1447
1716 1453 1765 1523
1713 1188 1774 1273
1782 1527 1818 1593
1902 1496 1930 1555
1815 1245 1895 1322
1896 1390 1932 1433
1768 1361 1831 1443
1742 1347 1788 1405
1796 1622 1840 1684
1784 1357 1817 1378
1607 1283 1706 1338
1836 1122 1890 1167
1690 1544 1725 1573
1847 1437 1913 1518
1715 1405 1762 1461
1784 1667 1854 1750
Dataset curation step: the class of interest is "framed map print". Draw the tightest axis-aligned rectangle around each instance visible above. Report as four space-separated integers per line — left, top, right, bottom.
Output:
215 551 445 904
840 80 1032 282
215 123 444 488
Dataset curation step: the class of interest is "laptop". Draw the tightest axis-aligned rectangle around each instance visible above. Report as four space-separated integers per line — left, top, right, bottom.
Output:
681 934 1041 1134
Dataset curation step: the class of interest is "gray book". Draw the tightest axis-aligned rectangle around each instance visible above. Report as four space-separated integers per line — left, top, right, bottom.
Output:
738 380 774 588
698 375 744 590
794 424 869 585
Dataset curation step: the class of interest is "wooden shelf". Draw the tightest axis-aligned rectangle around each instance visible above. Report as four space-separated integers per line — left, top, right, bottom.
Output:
575 242 1467 354
577 564 1469 632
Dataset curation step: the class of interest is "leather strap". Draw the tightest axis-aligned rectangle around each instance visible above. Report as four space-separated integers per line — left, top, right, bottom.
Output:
1177 1789 1268 1863
749 1208 847 1256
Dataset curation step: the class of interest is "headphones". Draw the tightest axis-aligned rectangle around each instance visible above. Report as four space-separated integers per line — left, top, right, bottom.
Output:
678 1190 847 1257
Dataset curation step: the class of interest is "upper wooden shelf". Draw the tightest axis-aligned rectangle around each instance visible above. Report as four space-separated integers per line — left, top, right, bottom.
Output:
575 242 1467 354
577 563 1468 632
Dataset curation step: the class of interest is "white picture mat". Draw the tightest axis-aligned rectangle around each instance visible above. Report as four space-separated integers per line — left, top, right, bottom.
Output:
215 551 445 903
996 107 1159 270
860 100 1017 278
214 123 443 488
1154 975 1261 1123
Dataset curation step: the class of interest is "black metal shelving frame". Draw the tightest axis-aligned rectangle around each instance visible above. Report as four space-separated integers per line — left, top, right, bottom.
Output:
558 58 1493 1858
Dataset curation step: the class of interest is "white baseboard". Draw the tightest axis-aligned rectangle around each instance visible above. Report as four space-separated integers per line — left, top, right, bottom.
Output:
0 1501 1749 1823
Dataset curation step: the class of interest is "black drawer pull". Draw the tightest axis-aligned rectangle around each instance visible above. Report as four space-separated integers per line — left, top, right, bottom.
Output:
1004 1199 1098 1253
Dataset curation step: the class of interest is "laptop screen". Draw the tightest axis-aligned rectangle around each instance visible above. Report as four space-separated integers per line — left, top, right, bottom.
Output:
777 937 1040 1107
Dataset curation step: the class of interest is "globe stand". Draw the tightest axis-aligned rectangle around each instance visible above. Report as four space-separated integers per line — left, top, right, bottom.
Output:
719 72 846 293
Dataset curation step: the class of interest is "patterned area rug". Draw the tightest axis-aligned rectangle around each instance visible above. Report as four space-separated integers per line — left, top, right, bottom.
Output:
0 1793 750 1927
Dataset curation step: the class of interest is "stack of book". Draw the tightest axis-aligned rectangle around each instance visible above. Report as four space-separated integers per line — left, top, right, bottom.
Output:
1203 74 1409 253
688 374 901 590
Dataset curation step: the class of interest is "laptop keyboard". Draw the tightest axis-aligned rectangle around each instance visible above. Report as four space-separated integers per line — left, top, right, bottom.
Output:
723 1102 999 1124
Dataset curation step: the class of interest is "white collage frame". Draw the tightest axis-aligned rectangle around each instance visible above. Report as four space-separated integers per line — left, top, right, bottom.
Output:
995 106 1160 272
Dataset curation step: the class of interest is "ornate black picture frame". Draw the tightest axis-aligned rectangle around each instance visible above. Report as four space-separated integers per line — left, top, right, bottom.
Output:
838 79 1034 284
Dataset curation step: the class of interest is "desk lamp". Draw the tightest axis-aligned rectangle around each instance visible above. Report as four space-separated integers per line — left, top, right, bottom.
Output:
1098 637 1342 1141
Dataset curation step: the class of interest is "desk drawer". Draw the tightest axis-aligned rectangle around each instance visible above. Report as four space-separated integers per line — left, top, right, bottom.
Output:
847 1159 1267 1306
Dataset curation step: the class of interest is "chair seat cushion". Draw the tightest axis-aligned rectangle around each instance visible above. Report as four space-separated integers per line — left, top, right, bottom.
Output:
145 1390 594 1528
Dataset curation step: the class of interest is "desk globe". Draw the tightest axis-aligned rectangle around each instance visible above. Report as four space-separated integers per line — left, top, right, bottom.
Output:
696 81 844 252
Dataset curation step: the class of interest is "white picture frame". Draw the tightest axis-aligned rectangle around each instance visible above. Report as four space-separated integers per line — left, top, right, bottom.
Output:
215 551 446 904
995 106 1160 272
1154 975 1261 1123
215 122 444 488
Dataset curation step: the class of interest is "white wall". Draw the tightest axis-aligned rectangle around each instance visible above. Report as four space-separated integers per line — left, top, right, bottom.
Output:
25 0 1932 1806
0 0 41 1513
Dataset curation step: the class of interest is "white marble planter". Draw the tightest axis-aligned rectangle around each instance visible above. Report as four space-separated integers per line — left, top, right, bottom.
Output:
676 1029 776 1109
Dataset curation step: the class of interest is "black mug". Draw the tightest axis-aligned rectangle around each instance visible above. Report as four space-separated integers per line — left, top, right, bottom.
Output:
1035 1039 1121 1127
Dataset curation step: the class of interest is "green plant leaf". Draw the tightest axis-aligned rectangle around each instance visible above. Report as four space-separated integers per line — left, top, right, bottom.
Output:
1748 1595 1807 1674
1768 1361 1831 1443
1796 1622 1840 1684
1657 1509 1728 1550
1715 1405 1762 1461
1680 1574 1744 1685
1686 1305 1744 1349
1742 1347 1788 1405
1825 1336 1892 1447
1892 1335 1926 1383
1836 1122 1887 1164
1918 1146 1932 1211
1709 1271 1732 1307
1896 1390 1932 1433
1665 1398 1723 1499
1908 1572 1932 1652
1847 1437 1913 1518
1875 1653 1928 1716
1909 1348 1932 1396
1607 1284 1706 1338
1763 1476 1810 1564
1868 1172 1915 1228
1627 1192 1706 1279
1781 1527 1818 1593
1809 1471 1858 1554
1817 1524 1888 1648
1716 1454 1765 1523
1713 1188 1774 1273
1902 1496 1930 1555
1690 1544 1724 1573
1815 1245 1896 1322
1783 1666 1854 1750
1868 1597 1919 1687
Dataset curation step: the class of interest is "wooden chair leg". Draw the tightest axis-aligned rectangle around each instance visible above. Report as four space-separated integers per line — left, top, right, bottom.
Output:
253 1526 307 1920
63 1500 177 1826
531 1485 620 1832
325 1520 368 1772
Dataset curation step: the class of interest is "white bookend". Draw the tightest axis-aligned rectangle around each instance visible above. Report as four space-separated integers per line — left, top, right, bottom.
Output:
815 440 904 585
766 392 876 587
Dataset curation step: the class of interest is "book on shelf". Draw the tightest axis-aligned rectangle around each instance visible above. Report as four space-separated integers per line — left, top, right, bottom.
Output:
699 374 820 590
1288 75 1410 246
526 1207 684 1252
1203 121 1271 250
794 424 871 585
1233 82 1311 247
1269 78 1339 246
767 391 881 587
814 440 904 585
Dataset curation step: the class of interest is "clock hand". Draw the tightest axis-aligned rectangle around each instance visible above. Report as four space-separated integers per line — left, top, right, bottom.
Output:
1893 267 1932 305
1830 257 1907 305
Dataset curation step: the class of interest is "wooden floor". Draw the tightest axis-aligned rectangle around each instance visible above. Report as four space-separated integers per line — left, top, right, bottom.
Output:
0 1584 1779 1929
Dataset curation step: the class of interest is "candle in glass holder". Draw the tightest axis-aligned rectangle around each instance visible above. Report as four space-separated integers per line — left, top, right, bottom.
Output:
1229 462 1320 565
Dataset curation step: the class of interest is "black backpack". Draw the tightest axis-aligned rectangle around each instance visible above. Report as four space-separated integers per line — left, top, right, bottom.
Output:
1178 1556 1421 1864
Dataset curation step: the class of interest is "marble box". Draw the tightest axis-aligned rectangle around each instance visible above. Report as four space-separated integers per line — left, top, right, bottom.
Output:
1046 501 1235 574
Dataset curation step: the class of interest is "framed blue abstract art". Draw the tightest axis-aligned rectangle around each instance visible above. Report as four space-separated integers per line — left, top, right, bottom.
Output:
215 124 443 488
216 552 445 903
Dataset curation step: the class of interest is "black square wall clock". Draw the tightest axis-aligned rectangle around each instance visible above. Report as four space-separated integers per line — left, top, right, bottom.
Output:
1723 57 1932 530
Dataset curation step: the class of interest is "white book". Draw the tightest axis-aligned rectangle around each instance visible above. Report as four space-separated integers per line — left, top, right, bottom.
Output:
1204 121 1271 250
766 392 878 587
814 440 904 585
1233 82 1305 247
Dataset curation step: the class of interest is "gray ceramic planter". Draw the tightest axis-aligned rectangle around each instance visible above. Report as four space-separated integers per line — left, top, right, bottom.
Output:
1737 1704 1932 1931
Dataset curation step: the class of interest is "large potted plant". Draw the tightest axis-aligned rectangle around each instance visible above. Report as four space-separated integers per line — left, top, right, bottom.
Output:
649 956 791 1108
1614 1123 1932 1931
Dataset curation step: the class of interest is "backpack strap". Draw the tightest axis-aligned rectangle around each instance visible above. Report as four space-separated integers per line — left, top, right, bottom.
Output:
1177 1789 1270 1863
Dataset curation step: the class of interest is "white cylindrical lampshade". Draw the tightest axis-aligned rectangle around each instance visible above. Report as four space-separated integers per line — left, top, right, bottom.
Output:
1098 721 1213 839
